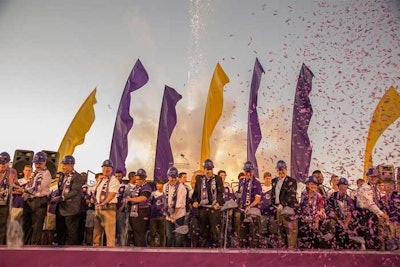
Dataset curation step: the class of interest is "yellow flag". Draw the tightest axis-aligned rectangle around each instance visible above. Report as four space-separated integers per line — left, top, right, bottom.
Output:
364 86 400 179
200 63 230 168
57 88 97 171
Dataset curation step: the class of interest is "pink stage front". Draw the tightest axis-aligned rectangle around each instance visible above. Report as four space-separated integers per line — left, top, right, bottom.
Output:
0 246 399 267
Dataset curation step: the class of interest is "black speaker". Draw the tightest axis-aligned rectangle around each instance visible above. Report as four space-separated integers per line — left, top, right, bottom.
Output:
377 164 395 182
42 150 60 179
12 149 34 179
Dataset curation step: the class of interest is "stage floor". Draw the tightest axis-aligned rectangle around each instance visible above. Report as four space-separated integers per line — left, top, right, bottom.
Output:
0 246 399 267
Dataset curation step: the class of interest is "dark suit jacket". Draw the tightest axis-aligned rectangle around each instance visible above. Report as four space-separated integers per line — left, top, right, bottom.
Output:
271 176 298 210
191 174 225 206
58 171 84 216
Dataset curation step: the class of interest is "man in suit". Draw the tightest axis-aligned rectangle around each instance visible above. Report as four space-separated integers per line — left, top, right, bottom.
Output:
53 155 84 245
271 160 298 248
192 159 225 247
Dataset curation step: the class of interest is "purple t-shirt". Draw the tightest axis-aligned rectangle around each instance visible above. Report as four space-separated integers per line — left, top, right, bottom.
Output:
12 178 29 208
150 191 166 218
260 189 276 216
240 178 262 208
138 183 152 208
128 183 152 209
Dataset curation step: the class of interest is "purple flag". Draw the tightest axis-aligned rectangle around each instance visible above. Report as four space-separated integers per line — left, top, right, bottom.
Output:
153 86 182 183
109 59 149 175
247 58 265 178
290 63 314 183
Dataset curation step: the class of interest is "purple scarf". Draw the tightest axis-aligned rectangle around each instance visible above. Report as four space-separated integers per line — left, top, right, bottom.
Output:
61 171 75 199
94 177 110 204
129 184 140 217
245 178 253 206
165 182 179 216
30 169 45 195
0 169 10 204
200 176 216 206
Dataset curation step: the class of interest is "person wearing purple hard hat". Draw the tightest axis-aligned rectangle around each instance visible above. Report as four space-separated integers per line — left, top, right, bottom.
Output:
192 159 225 248
298 176 325 248
357 167 389 249
126 168 152 247
164 166 187 247
271 160 299 248
52 155 85 245
92 159 120 247
325 177 354 249
237 161 262 248
23 151 52 245
0 152 18 245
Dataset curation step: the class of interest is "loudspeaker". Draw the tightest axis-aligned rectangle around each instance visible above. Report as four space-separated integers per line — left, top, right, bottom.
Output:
377 164 395 182
42 150 60 179
12 149 34 179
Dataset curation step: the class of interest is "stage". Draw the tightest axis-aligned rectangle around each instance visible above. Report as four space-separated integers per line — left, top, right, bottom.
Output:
0 246 399 267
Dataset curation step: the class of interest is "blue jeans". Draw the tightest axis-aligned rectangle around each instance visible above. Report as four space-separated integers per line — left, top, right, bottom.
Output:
166 217 185 247
116 211 128 246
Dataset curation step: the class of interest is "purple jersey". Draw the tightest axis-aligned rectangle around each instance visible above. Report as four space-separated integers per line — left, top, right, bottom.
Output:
138 183 152 208
260 189 276 216
150 191 166 218
128 183 152 209
12 178 29 208
240 177 262 208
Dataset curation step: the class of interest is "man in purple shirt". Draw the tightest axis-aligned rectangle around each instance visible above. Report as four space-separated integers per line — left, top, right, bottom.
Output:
191 159 225 248
126 169 152 247
238 161 262 248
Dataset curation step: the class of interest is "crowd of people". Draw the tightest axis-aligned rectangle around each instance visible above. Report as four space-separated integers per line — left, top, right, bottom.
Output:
0 150 399 251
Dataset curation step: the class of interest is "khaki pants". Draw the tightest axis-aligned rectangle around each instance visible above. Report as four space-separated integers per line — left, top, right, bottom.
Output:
93 205 117 247
276 209 298 248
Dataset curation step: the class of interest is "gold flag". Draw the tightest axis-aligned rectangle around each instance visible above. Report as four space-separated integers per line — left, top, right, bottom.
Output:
364 86 400 179
57 88 97 171
200 63 230 168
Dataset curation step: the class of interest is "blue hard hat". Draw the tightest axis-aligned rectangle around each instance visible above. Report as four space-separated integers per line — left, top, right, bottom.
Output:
33 151 47 164
366 167 379 177
101 159 114 168
136 168 147 178
337 177 349 186
305 176 318 184
243 161 254 172
203 159 214 170
167 166 179 178
61 155 75 165
0 152 10 164
276 160 287 171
